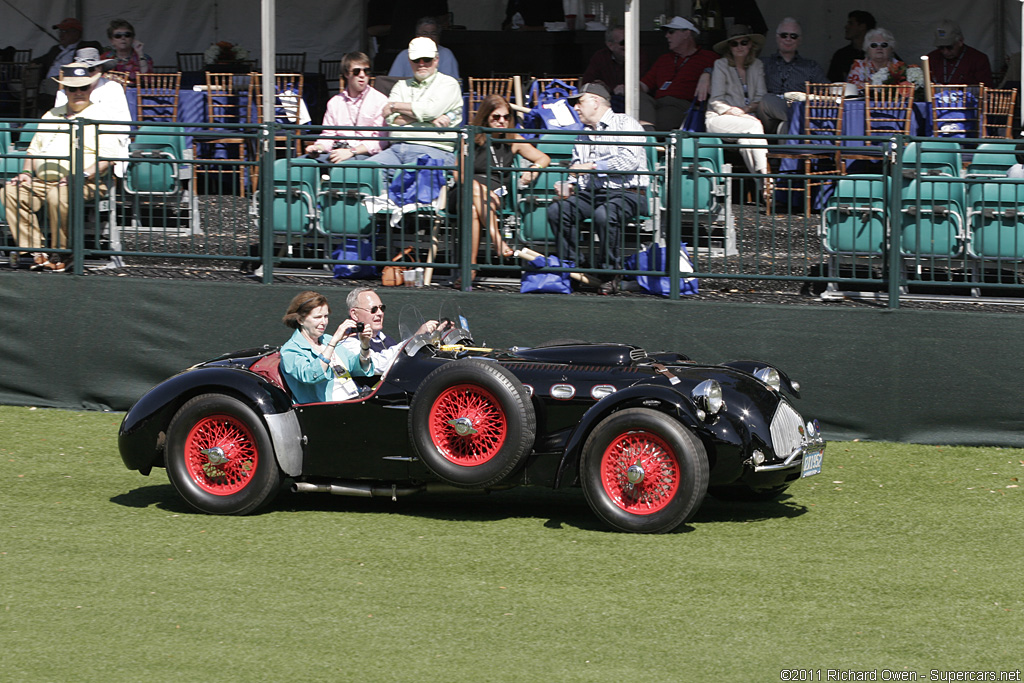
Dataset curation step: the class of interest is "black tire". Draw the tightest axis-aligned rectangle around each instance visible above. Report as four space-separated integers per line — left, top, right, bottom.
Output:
580 408 709 533
409 359 536 488
165 393 282 515
709 484 791 502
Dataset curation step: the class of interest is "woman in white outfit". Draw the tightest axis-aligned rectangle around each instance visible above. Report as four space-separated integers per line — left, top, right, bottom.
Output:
704 25 769 181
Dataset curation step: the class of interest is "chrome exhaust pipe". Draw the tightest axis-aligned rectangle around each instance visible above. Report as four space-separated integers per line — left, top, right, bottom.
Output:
291 481 494 500
291 481 426 500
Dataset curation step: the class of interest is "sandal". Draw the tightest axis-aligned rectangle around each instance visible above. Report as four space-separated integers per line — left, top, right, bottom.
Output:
598 275 623 296
30 253 52 272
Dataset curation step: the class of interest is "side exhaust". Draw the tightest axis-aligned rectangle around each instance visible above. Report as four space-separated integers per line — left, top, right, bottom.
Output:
291 481 475 501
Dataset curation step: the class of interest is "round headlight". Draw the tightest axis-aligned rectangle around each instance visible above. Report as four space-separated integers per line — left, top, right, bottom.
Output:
754 367 781 391
691 379 723 415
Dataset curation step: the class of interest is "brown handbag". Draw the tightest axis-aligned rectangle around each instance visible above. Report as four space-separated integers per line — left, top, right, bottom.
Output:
381 247 417 287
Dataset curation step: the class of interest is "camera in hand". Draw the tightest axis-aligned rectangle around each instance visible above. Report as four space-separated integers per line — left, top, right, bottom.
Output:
355 321 365 333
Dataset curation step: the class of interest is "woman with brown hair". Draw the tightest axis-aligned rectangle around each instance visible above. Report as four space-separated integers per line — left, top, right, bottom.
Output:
279 291 375 403
451 94 550 281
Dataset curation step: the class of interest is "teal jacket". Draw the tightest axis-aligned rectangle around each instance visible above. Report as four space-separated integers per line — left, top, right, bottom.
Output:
280 329 373 403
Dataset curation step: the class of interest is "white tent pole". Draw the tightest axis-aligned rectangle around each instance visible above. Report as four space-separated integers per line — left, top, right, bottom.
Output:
262 0 275 124
625 0 639 121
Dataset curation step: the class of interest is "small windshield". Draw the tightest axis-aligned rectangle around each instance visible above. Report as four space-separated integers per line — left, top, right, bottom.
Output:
398 300 472 357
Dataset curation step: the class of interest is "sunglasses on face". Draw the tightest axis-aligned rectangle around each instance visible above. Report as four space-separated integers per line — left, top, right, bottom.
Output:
490 112 510 120
65 85 91 92
412 57 434 65
349 67 370 76
112 32 133 39
869 42 889 48
729 39 751 48
354 304 386 314
777 32 799 40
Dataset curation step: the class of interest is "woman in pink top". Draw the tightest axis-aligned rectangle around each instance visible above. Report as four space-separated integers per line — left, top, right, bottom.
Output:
306 52 388 162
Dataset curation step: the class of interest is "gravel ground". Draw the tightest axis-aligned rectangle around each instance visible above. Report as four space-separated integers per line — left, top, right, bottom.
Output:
36 193 1024 313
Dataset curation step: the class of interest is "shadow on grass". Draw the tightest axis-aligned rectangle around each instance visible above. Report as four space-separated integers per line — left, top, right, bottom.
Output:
111 480 807 534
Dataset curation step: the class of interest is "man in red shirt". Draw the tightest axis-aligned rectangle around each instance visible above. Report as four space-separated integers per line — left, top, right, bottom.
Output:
639 16 716 131
926 20 993 86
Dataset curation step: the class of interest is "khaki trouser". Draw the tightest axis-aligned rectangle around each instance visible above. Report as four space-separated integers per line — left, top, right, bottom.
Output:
0 178 102 251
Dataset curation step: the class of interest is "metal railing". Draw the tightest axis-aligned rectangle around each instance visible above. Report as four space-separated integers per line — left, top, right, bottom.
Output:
3 117 1024 307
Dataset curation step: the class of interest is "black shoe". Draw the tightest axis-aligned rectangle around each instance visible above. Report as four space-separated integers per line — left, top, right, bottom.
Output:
599 275 622 295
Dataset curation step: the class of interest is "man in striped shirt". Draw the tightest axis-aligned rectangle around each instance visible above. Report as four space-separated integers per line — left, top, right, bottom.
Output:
546 83 648 294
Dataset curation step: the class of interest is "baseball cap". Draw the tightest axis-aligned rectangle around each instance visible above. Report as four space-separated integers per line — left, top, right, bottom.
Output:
408 37 438 61
934 20 962 47
568 82 611 104
54 18 83 32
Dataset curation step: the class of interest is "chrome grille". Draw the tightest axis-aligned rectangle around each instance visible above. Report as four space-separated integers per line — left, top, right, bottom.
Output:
770 401 805 459
629 348 647 362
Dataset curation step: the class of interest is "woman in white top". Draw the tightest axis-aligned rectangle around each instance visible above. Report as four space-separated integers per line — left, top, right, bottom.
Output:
704 24 769 178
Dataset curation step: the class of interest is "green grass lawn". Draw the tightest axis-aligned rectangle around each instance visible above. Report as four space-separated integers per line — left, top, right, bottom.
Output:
1 405 1022 682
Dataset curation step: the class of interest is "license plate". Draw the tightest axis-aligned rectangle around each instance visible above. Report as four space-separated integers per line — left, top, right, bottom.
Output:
801 448 823 478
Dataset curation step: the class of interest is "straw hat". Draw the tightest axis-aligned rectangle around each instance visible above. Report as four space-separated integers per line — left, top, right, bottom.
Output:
53 62 101 88
713 25 765 56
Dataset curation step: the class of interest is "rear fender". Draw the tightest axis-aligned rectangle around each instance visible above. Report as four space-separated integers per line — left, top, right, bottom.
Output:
118 367 297 475
553 384 703 488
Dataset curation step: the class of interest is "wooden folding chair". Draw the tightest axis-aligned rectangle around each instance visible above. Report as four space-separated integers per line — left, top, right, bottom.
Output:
176 52 205 72
196 72 253 196
767 83 846 215
318 59 342 98
930 84 980 139
980 87 1017 138
529 77 579 107
843 83 914 166
106 70 131 87
251 73 306 156
275 53 307 73
135 72 182 122
467 77 514 119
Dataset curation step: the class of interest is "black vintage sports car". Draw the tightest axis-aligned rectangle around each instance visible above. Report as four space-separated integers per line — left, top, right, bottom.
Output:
119 302 825 533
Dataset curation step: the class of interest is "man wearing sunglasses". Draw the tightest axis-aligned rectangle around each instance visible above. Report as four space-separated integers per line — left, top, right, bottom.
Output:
757 18 825 134
925 20 993 86
376 36 463 185
1 63 128 272
340 287 438 374
638 16 716 131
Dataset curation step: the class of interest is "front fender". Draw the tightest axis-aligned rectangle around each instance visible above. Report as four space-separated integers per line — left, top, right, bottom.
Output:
553 383 704 488
118 366 294 475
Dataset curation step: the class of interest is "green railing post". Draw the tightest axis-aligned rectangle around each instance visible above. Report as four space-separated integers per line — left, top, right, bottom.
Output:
666 132 683 300
886 134 904 309
259 124 275 284
70 119 85 275
459 128 474 290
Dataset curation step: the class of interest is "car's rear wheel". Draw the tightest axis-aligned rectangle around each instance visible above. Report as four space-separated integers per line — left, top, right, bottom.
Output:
165 394 281 515
410 359 535 487
581 408 709 533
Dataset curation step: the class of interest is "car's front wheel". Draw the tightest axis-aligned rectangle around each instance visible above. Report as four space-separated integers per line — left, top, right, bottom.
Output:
165 394 281 515
581 408 709 533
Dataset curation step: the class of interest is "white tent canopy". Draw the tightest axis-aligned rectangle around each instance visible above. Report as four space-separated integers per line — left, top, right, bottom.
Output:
3 1 1021 89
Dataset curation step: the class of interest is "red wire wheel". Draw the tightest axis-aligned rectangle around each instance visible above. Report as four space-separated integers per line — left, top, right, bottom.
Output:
598 429 680 514
410 359 536 488
581 408 709 533
183 414 259 495
165 394 281 515
428 384 508 466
